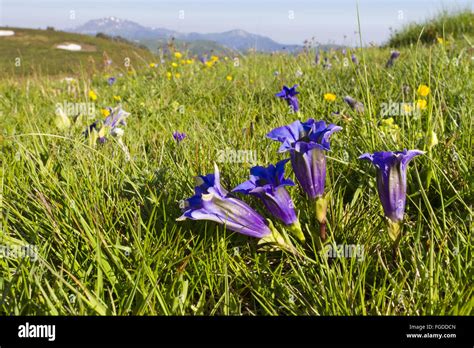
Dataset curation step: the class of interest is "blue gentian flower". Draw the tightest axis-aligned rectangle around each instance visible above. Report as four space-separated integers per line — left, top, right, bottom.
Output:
178 164 273 239
275 85 300 112
107 77 116 86
267 119 342 241
359 149 424 223
233 159 304 241
267 119 342 200
359 149 424 240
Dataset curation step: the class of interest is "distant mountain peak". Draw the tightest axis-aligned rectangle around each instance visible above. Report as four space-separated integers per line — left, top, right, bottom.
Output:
226 29 250 37
75 17 145 30
72 18 302 53
96 16 128 23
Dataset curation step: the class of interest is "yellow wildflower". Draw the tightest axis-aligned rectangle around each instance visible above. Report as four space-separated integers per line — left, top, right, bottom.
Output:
174 52 183 59
417 99 427 110
101 108 110 117
88 90 97 101
324 93 336 102
113 95 121 101
226 75 233 81
417 84 430 97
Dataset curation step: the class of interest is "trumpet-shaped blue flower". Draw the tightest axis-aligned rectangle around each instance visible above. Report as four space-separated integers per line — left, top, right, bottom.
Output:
233 159 297 226
359 149 424 223
267 119 342 200
177 164 272 239
275 85 299 112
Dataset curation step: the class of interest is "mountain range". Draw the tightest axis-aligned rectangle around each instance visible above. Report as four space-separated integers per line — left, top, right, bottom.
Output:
71 17 303 54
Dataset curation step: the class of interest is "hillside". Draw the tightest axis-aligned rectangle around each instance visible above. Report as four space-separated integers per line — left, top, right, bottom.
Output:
0 27 155 76
387 10 474 47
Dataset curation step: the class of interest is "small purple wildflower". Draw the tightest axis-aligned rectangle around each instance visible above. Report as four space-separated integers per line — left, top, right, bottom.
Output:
275 85 300 112
386 50 400 68
173 131 187 143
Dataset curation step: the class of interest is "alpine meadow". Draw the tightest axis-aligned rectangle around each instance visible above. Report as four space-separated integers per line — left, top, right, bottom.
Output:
0 9 472 317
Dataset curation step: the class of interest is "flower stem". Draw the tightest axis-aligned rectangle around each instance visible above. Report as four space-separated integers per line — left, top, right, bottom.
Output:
319 222 327 242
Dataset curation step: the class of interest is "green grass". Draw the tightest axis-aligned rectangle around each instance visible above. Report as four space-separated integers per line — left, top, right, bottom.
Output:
387 10 474 47
0 21 472 315
0 27 155 76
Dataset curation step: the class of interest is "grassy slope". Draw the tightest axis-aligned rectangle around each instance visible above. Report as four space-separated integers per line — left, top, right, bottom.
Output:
0 27 155 76
0 21 472 315
387 10 474 47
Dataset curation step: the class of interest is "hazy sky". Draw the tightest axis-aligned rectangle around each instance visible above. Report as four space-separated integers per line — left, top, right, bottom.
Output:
0 0 472 45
